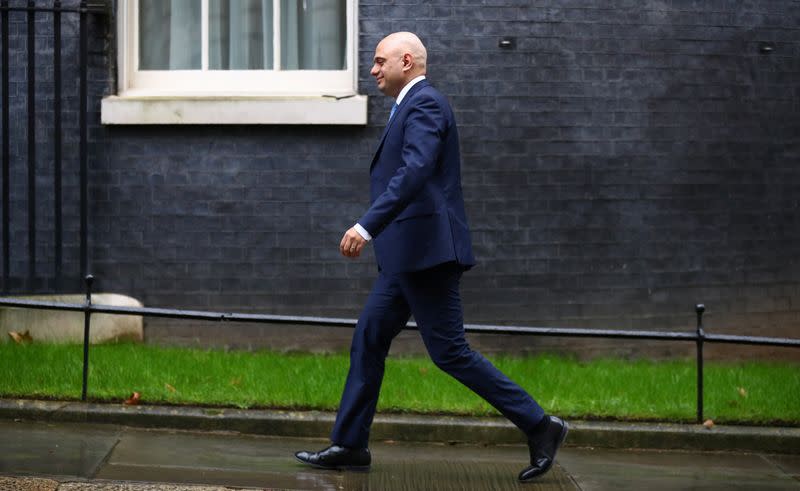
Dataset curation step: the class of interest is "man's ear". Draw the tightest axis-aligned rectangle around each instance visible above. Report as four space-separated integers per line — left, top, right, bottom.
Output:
402 53 413 72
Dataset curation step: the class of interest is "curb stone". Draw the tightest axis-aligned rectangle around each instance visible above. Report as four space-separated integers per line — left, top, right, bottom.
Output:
1 398 798 454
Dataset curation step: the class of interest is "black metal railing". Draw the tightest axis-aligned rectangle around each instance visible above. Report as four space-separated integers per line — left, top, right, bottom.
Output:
0 0 107 293
1 274 798 423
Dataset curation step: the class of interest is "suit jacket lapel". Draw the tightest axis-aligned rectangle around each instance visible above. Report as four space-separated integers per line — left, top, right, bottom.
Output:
370 80 430 170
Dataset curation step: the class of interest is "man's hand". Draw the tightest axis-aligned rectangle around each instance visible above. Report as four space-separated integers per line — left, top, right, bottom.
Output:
340 227 367 258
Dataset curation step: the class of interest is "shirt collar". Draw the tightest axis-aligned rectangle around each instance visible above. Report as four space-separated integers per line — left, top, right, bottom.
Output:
395 75 426 106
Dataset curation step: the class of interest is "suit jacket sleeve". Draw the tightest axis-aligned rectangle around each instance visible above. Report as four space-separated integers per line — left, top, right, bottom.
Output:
358 94 447 238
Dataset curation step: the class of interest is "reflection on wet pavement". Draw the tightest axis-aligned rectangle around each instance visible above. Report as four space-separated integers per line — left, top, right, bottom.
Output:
97 430 574 490
0 420 122 478
2 420 798 490
559 447 800 491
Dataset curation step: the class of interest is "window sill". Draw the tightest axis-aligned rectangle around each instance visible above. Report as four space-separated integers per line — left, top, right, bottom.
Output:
100 94 368 125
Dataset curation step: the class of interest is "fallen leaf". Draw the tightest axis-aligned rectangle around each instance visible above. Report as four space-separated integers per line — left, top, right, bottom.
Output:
738 387 747 398
8 330 33 344
123 392 141 405
165 383 176 393
419 367 429 375
703 419 714 429
230 377 242 387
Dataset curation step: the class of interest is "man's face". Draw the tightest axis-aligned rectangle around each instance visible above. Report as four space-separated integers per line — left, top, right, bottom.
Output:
370 39 406 98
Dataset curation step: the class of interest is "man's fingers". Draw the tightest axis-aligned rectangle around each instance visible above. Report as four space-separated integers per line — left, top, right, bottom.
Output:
341 234 353 257
340 232 354 257
340 227 366 258
347 236 359 256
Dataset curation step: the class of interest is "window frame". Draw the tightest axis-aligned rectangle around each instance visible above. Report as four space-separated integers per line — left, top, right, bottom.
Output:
118 0 358 97
105 0 367 125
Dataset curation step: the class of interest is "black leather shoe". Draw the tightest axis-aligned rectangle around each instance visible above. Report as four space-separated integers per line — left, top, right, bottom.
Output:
518 416 569 482
295 444 371 471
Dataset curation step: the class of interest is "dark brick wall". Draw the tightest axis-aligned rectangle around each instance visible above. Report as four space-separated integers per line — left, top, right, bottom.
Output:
3 0 799 359
0 1 89 288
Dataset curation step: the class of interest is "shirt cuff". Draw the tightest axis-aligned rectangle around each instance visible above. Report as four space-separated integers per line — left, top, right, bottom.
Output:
354 223 372 241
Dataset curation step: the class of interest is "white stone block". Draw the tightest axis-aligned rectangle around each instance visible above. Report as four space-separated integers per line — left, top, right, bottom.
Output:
0 294 144 344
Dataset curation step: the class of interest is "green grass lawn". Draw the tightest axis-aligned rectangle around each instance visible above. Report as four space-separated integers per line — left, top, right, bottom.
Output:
1 342 798 425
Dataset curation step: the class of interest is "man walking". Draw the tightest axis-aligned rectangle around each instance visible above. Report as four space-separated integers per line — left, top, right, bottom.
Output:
295 32 568 482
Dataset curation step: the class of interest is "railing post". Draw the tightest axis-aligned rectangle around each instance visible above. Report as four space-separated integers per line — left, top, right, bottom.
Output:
1 0 8 293
79 0 89 280
26 0 36 284
54 0 63 289
695 304 706 423
81 274 94 401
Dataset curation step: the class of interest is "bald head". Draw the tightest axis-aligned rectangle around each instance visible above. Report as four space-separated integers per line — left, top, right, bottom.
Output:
370 32 428 98
380 32 427 73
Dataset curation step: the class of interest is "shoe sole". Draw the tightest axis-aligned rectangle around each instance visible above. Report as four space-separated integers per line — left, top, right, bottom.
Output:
294 455 370 472
519 420 570 483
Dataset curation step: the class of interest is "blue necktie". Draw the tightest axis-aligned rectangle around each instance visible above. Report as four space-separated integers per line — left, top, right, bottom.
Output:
388 103 398 121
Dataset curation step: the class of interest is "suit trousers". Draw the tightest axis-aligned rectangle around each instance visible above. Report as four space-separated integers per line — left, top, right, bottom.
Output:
330 262 545 448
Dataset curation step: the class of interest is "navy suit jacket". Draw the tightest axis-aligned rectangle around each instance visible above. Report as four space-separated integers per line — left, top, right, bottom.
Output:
359 79 476 273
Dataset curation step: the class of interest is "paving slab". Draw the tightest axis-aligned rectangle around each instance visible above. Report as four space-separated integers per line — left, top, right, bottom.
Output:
769 454 800 480
96 427 575 490
559 447 800 491
1 420 573 490
0 421 120 479
3 419 800 490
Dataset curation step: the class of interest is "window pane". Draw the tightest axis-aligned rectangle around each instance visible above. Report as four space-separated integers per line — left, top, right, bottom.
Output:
281 0 346 70
209 0 274 70
139 0 201 70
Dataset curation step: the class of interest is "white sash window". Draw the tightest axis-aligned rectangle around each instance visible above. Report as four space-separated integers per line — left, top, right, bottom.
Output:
103 0 367 124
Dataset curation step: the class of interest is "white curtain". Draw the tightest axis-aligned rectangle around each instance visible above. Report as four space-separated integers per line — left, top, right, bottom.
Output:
210 0 273 70
139 0 201 70
281 0 345 70
139 0 345 71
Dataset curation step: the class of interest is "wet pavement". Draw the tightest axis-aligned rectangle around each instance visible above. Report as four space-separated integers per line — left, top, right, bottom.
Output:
1 419 798 490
